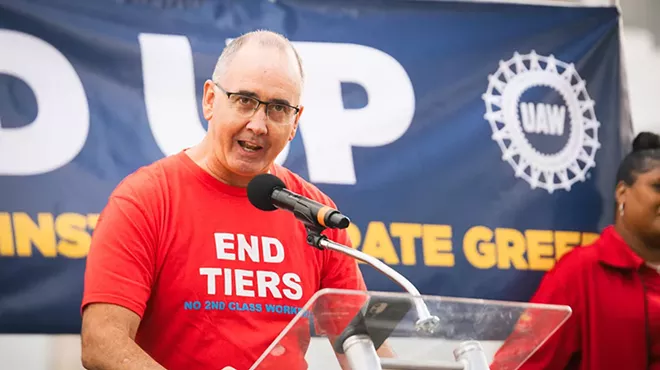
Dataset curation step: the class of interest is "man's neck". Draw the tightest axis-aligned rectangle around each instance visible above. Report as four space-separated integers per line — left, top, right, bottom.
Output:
185 141 257 188
615 223 660 264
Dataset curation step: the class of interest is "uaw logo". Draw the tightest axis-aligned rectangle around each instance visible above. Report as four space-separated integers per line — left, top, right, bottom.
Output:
482 51 601 193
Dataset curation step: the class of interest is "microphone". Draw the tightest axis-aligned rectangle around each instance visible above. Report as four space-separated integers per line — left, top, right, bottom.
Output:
247 173 350 230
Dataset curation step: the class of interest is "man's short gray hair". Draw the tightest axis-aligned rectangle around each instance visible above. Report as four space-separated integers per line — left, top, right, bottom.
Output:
212 29 304 85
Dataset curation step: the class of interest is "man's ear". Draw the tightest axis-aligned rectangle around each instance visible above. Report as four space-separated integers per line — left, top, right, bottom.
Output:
202 80 216 121
289 106 304 142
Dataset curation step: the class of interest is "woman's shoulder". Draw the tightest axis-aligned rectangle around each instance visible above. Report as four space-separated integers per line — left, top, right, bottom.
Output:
547 229 611 278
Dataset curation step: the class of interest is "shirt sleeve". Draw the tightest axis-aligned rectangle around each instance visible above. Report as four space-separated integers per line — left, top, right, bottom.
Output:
491 252 582 370
81 181 158 319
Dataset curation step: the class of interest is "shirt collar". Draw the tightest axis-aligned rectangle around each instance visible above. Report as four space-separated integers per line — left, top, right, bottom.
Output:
646 261 660 273
597 225 646 271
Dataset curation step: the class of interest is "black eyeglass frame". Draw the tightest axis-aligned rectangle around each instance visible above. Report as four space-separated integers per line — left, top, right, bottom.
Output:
213 82 301 121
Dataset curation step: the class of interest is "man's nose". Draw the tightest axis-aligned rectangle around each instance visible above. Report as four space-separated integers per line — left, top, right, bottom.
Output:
245 106 268 135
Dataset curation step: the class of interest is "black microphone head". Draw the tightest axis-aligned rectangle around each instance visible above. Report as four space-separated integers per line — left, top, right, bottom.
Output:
247 173 286 211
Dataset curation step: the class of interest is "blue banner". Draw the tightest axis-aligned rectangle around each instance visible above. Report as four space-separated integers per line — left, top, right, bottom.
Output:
0 0 629 334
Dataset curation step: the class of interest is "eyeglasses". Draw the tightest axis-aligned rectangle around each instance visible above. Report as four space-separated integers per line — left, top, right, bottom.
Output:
214 82 300 125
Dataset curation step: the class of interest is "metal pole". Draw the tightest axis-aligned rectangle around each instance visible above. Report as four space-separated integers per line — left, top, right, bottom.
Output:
454 341 491 370
343 334 383 370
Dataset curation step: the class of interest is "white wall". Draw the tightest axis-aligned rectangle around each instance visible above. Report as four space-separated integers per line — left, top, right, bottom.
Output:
619 0 660 135
623 28 660 135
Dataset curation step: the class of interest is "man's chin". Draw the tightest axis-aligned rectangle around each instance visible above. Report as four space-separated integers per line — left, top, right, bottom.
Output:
228 160 270 179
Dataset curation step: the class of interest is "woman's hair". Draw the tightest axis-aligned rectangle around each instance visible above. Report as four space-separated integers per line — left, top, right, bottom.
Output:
616 132 660 186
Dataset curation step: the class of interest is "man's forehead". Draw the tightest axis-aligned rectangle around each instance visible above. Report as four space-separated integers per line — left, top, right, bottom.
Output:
223 45 302 98
227 43 299 76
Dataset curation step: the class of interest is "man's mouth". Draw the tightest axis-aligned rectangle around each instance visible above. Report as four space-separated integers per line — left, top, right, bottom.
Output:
238 140 263 152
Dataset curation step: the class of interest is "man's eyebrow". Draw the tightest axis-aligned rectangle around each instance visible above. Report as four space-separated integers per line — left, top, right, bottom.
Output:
236 90 258 98
270 98 294 106
236 90 294 107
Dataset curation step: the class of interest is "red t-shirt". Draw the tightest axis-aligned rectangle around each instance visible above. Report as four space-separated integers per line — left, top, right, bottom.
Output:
81 151 366 370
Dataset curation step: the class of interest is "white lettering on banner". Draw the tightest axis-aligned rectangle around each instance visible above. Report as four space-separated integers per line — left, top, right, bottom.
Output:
520 102 566 136
138 34 208 160
293 42 415 184
0 30 89 175
139 33 415 184
201 233 303 300
3 32 414 180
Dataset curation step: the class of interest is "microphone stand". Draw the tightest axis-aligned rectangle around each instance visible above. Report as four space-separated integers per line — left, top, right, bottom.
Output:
306 229 440 333
305 227 491 370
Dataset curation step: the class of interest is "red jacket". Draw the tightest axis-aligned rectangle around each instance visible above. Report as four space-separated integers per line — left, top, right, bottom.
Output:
492 226 651 370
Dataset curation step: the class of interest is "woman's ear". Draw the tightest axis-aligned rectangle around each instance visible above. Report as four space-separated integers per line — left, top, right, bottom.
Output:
615 180 627 207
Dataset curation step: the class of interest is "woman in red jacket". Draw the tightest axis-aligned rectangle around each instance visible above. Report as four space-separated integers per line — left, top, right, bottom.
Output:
492 132 660 370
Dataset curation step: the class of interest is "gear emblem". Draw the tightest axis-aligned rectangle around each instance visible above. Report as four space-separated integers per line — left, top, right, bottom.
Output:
482 50 601 193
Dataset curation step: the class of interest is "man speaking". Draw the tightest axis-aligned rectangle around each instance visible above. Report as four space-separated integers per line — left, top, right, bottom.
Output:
80 30 371 370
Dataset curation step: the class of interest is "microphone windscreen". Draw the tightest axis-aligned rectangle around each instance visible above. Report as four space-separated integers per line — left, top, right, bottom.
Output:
247 173 286 211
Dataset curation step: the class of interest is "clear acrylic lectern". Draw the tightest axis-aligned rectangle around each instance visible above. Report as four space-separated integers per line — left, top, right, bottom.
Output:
249 288 571 370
